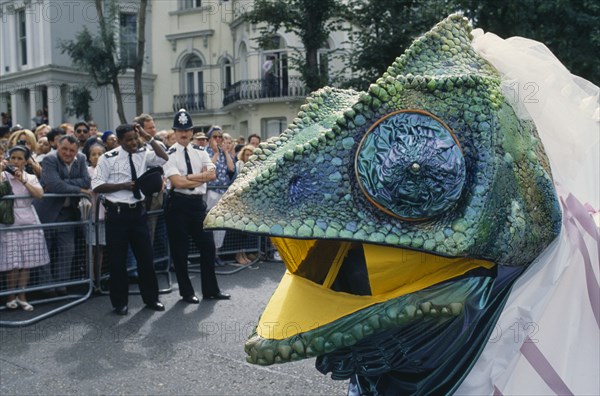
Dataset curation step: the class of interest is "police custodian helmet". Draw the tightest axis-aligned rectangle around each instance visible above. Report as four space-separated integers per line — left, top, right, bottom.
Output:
172 108 194 130
136 166 164 196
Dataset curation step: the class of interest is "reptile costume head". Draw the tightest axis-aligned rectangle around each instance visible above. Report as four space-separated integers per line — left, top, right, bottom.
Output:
205 14 561 394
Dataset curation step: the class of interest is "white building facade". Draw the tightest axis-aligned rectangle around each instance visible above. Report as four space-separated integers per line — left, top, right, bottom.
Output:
1 0 353 138
0 0 154 131
149 0 352 140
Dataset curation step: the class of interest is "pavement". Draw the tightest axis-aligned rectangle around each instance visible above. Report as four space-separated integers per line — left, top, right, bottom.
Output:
0 261 348 395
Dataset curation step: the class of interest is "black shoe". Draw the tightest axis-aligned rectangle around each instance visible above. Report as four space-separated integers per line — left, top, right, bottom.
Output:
114 306 128 315
215 257 226 267
181 295 200 304
203 292 231 300
146 301 165 311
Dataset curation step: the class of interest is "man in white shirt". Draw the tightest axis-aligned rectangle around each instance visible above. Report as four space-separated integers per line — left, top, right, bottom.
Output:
92 123 168 315
134 113 166 239
162 109 231 302
262 55 278 97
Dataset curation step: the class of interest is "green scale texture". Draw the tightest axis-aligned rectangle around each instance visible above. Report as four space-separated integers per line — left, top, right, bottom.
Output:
204 16 563 388
206 15 561 267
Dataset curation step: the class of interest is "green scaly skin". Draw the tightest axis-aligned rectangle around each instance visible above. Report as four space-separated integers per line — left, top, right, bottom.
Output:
205 15 561 367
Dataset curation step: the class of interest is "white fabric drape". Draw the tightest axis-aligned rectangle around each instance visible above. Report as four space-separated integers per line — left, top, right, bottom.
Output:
457 30 600 395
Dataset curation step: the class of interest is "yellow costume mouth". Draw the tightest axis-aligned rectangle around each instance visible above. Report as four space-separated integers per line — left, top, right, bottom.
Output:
254 238 495 341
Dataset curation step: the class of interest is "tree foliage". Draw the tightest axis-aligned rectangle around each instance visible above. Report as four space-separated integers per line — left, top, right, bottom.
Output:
59 0 126 123
342 0 460 91
59 0 148 123
460 0 600 85
245 0 343 92
66 86 93 121
344 0 599 89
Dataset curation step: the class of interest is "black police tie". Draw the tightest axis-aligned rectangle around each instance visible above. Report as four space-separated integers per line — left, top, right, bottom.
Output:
184 147 194 191
129 152 142 199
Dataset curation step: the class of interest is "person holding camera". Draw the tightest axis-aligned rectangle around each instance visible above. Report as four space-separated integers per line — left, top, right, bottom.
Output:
8 129 42 178
0 145 49 311
92 123 168 315
205 125 235 266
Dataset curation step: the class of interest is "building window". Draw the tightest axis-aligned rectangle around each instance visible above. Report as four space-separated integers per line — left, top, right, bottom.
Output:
262 117 287 139
239 42 248 80
173 54 205 111
120 13 137 69
261 35 288 97
222 59 232 89
185 55 204 95
17 9 27 66
239 121 248 137
180 0 202 10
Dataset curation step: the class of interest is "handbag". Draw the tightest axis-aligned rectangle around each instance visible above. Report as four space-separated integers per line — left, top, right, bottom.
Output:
0 172 15 225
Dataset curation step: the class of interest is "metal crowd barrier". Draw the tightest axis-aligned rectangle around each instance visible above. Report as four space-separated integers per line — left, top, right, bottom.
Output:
187 229 262 275
188 185 263 275
260 236 281 262
95 193 172 295
0 184 281 327
0 193 93 327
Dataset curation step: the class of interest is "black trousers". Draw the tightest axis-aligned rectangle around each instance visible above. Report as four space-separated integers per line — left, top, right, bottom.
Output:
165 194 220 297
105 205 159 308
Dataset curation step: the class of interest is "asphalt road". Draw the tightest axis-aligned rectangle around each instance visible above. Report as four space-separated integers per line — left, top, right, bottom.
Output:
0 261 348 395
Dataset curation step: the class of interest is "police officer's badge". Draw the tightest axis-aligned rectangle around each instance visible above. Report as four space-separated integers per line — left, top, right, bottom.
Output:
178 112 188 125
172 108 194 130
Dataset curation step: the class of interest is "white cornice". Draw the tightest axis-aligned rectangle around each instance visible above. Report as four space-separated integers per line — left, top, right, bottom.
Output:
165 30 214 51
0 65 156 94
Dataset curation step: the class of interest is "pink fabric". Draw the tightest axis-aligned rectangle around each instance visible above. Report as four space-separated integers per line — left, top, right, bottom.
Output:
561 194 600 328
0 172 49 271
520 337 574 395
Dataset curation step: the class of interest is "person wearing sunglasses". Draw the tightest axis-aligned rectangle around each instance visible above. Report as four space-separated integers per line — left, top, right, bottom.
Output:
205 125 235 266
73 121 91 149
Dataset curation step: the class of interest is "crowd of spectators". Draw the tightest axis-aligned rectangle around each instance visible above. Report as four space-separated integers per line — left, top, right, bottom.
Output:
0 114 261 312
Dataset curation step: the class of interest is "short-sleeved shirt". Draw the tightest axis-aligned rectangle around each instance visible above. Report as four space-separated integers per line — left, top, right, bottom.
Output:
205 147 232 194
92 146 166 204
163 142 213 195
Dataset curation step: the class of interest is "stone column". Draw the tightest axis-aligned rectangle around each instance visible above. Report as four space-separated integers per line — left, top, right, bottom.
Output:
29 85 41 128
46 84 63 127
10 90 27 128
0 93 9 116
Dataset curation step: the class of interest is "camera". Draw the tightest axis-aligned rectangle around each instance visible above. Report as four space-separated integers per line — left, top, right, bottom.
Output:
5 165 17 175
17 139 27 146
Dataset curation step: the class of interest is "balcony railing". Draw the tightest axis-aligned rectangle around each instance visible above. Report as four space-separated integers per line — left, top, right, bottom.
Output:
172 93 206 112
223 76 307 106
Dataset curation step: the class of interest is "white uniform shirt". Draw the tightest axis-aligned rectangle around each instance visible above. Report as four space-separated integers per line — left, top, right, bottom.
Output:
92 146 167 204
262 59 273 73
163 142 213 195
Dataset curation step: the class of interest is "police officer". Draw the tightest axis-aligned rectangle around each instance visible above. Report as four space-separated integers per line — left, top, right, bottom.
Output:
163 109 230 303
92 123 169 315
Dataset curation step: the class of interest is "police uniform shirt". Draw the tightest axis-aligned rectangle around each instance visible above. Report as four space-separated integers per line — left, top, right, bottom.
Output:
163 142 212 195
92 145 167 204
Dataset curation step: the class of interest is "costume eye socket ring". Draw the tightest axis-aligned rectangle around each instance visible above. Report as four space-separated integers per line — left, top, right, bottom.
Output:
354 110 467 221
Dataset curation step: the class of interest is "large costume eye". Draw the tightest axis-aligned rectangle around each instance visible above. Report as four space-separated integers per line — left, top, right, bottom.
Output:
355 110 466 221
